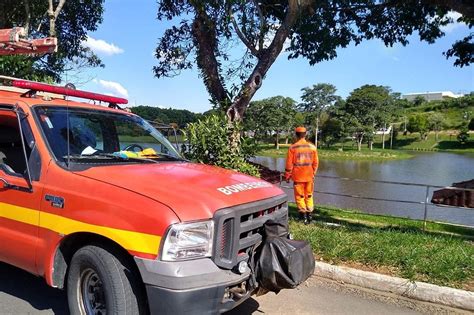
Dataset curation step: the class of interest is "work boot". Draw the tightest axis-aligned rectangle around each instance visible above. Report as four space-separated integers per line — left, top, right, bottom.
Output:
298 212 306 222
306 213 313 224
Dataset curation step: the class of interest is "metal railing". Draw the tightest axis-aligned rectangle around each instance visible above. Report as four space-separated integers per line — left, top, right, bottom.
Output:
279 174 474 230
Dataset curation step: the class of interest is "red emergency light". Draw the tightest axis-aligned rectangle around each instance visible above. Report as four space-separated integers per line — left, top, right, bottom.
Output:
12 80 128 105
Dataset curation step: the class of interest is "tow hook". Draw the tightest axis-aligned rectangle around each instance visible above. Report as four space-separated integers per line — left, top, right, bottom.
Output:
228 282 247 300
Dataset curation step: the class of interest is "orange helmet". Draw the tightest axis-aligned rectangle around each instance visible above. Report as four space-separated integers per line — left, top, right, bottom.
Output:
295 126 306 133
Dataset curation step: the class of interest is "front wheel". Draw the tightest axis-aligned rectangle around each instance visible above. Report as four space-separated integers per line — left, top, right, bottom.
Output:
67 245 146 315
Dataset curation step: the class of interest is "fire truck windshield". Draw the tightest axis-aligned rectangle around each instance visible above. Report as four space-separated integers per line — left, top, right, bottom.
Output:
34 106 182 165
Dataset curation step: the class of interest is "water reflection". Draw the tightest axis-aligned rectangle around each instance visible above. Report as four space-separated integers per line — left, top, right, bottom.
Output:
252 152 474 226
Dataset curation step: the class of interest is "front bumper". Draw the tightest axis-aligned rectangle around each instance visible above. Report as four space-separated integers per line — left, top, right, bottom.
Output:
135 257 253 314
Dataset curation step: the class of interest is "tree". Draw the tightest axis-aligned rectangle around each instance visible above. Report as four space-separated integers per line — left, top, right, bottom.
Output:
407 114 429 140
0 0 105 82
131 106 199 129
343 85 395 151
457 127 470 144
154 0 469 135
412 95 427 106
469 117 474 130
320 118 344 148
244 96 296 149
299 83 339 149
427 112 445 140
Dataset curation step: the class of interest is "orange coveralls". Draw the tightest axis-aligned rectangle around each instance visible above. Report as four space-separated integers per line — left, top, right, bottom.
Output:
284 139 319 213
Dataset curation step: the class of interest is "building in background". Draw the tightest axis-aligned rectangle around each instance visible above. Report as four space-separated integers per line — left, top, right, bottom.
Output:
402 91 464 102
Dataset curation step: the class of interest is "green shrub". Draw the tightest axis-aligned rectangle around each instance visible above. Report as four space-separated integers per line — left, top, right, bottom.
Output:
457 128 470 144
183 115 260 177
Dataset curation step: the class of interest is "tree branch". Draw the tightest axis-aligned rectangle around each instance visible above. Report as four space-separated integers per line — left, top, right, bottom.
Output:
422 0 473 18
54 0 67 19
230 13 259 57
227 0 305 121
23 0 30 36
251 0 265 51
48 0 66 37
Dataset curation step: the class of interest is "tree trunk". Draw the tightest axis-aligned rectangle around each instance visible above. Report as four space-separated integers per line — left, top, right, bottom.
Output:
191 0 306 152
357 136 363 151
314 116 319 149
275 132 280 150
48 0 66 37
382 123 386 150
390 125 394 149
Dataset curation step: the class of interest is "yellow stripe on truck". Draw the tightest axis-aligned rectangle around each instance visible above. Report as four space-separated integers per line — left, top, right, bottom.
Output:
0 202 161 255
0 202 39 226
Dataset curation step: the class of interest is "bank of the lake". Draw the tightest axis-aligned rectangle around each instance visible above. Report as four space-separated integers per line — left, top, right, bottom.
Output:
254 151 474 226
290 204 474 291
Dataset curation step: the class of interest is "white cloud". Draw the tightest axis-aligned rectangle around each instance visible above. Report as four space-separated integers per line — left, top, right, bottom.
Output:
441 11 466 33
392 56 400 62
93 79 129 98
83 36 124 56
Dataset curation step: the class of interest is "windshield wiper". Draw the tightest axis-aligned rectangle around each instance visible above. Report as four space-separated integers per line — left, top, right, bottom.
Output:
151 152 185 161
94 152 161 163
64 153 155 163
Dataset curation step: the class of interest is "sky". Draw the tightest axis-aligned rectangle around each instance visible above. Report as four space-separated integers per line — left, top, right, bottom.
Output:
71 1 474 113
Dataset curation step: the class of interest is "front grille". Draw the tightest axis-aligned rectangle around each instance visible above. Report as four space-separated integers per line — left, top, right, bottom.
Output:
213 195 288 269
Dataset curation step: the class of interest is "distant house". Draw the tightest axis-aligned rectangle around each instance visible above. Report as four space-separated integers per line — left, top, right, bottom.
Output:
402 91 464 102
375 125 392 135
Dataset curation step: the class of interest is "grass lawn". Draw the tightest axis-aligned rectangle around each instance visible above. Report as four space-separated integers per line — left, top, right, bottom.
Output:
374 131 474 153
258 144 413 161
288 203 474 290
257 131 474 160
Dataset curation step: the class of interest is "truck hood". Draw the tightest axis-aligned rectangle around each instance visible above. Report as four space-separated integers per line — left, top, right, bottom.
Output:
75 162 285 221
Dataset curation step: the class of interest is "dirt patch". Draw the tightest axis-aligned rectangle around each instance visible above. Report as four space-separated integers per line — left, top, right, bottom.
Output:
250 161 282 184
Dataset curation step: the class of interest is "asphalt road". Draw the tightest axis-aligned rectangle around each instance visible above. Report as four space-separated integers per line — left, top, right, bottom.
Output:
0 262 468 315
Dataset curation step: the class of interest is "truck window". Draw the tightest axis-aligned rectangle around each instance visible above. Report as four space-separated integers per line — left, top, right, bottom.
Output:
0 109 33 176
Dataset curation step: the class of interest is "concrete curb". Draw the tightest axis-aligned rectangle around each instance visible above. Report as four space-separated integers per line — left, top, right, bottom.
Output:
314 261 474 311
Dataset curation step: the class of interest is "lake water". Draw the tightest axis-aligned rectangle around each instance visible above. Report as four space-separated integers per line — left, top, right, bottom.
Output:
252 152 474 226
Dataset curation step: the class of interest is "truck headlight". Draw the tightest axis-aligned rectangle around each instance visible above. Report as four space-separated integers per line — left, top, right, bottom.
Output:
161 220 214 261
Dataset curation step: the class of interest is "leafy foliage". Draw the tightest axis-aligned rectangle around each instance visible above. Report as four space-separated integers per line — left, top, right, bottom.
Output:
469 118 474 130
0 0 105 81
343 85 397 149
183 115 260 176
131 105 199 128
299 83 340 140
244 96 297 146
427 112 445 139
320 118 345 148
407 114 429 140
154 0 469 124
457 127 470 144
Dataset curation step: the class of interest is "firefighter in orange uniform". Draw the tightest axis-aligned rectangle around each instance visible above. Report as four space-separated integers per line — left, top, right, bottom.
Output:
284 127 318 224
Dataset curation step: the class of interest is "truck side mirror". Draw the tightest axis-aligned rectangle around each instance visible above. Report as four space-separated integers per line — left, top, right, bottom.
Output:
0 168 32 192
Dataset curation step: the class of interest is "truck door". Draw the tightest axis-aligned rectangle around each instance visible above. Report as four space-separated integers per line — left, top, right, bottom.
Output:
0 104 42 274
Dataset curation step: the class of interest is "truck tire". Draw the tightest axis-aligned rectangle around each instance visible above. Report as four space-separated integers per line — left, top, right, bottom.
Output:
67 244 146 315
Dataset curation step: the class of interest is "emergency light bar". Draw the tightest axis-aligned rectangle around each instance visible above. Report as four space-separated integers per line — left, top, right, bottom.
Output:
12 80 128 105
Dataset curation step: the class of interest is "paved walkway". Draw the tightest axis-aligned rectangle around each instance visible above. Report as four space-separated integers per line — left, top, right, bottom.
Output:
0 262 468 315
